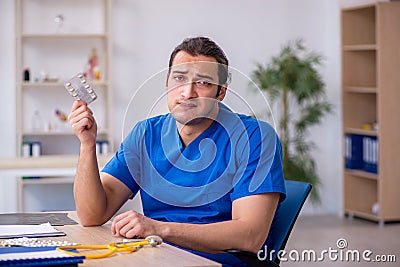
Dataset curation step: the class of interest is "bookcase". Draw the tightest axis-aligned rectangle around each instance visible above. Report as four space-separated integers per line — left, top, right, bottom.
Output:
341 2 400 224
15 0 113 211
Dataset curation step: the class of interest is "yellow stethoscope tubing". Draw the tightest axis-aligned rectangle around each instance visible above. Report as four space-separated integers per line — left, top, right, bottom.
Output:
56 240 150 259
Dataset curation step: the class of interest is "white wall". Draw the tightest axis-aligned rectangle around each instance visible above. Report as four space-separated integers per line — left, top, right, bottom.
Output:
0 0 18 212
1 0 345 215
0 0 16 157
280 0 342 214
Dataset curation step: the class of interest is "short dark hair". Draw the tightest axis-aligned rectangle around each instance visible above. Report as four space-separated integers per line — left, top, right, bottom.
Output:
168 37 229 86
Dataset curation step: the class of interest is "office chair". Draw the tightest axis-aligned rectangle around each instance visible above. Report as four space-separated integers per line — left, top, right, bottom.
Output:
228 180 312 267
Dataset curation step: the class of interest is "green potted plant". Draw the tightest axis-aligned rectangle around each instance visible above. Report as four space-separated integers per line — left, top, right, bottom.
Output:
251 39 333 202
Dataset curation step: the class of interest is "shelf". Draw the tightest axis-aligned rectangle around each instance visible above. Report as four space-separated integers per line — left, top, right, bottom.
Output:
342 94 377 129
342 2 400 223
343 44 377 51
342 4 376 46
22 81 109 88
342 50 376 87
345 209 380 222
23 131 75 136
22 129 110 136
21 33 107 39
344 169 378 180
20 177 74 185
14 0 113 213
343 86 377 94
346 210 400 223
344 128 378 137
341 3 375 11
0 154 113 171
344 175 377 216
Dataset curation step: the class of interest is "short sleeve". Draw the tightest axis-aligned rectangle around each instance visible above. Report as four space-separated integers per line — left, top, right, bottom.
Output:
230 120 286 202
101 123 146 197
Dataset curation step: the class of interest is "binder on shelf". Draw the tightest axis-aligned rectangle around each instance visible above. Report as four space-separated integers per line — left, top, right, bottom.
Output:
345 134 363 169
363 136 378 174
345 134 379 174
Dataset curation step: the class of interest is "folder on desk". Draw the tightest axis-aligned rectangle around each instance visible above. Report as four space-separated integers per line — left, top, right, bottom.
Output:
0 223 65 239
0 213 77 226
0 246 84 266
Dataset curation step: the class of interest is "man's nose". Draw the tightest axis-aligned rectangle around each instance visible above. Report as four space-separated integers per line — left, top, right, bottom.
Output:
180 81 198 99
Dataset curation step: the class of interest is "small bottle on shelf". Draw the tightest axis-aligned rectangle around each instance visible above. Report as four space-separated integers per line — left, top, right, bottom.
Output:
55 109 68 122
31 110 44 132
21 142 31 158
101 141 110 154
23 68 30 82
94 66 101 81
31 141 42 157
84 48 99 81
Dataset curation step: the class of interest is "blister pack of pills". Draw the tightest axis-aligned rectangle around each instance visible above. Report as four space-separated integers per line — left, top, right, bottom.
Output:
0 237 76 247
64 73 97 104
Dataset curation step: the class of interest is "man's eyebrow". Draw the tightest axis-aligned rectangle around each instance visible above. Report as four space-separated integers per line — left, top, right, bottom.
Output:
196 73 215 81
171 70 215 81
171 70 188 74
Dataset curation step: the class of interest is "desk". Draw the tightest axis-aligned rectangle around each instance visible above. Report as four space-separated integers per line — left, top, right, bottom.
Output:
51 212 220 267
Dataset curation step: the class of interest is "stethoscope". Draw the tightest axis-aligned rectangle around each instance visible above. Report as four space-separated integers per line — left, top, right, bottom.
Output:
56 235 163 259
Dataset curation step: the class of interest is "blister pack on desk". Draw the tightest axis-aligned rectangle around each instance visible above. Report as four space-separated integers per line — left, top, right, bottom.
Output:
0 237 76 247
64 73 97 104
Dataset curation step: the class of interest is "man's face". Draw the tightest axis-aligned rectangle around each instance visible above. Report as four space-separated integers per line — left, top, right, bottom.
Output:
166 51 226 126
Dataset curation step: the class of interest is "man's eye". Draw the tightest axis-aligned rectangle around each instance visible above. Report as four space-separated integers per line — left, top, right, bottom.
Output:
196 80 212 87
174 76 185 82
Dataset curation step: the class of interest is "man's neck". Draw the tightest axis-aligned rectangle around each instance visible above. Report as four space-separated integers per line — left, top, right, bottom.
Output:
177 117 215 148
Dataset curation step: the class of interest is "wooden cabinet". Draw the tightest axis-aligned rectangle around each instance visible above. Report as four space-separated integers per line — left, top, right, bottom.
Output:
15 0 113 211
341 2 400 224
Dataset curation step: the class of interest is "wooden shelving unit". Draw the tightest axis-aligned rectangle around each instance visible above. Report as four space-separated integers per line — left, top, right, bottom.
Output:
16 0 113 156
341 2 400 224
14 0 113 211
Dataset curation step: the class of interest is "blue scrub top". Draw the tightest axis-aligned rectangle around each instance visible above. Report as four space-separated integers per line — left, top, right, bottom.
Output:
102 105 286 266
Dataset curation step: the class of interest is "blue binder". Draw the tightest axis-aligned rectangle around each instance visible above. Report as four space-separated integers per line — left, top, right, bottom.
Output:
363 136 378 174
345 134 363 169
0 246 84 267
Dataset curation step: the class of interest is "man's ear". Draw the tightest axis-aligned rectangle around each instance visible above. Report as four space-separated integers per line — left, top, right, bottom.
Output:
216 84 227 101
165 72 169 88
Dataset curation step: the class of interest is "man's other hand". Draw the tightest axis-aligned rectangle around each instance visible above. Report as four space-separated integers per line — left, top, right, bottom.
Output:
111 210 161 239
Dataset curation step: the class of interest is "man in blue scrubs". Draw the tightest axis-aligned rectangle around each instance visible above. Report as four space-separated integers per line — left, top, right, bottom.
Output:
68 37 285 266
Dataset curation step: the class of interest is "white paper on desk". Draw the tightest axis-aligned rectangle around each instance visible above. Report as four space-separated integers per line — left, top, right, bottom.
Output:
0 222 65 238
